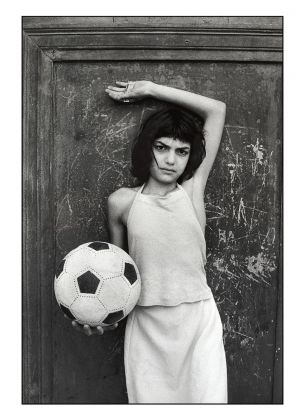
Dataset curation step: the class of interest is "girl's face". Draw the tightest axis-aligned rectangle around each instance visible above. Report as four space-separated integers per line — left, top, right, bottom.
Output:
150 137 191 183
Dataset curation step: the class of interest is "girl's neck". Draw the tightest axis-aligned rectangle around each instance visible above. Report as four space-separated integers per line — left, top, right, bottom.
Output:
143 178 178 196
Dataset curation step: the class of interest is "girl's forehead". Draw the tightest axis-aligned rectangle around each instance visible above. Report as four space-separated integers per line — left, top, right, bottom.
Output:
154 136 190 147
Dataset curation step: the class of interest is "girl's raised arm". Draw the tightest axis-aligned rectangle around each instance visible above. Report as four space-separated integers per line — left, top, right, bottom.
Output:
147 83 226 189
105 80 226 189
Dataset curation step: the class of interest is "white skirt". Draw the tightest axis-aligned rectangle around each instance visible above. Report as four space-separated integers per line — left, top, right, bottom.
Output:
124 297 227 403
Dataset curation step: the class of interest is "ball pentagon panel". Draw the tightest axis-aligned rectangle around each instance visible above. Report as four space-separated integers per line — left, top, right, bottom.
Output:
55 259 66 279
123 262 138 285
103 310 125 325
77 270 101 294
59 304 75 320
88 241 110 251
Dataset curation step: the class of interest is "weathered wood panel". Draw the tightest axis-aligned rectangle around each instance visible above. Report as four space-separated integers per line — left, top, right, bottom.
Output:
53 61 282 403
203 63 282 403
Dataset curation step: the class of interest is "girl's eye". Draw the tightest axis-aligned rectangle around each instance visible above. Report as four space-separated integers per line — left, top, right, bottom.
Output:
154 144 165 151
178 150 189 156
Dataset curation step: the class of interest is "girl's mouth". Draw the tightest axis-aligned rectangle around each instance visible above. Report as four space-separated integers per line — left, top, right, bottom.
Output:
161 168 176 173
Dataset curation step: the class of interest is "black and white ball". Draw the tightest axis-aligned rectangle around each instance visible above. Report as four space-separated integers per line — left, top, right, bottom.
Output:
54 242 141 326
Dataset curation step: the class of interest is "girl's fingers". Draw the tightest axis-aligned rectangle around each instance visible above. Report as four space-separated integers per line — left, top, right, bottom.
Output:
71 320 117 334
83 325 92 336
104 323 118 331
72 320 82 332
115 81 128 87
106 86 126 92
105 89 124 97
107 92 130 102
96 326 104 335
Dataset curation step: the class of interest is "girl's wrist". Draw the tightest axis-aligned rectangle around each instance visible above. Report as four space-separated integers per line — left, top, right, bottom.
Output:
146 82 182 102
146 81 158 98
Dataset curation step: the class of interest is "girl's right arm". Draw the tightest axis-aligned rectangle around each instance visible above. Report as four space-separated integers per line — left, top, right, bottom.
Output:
107 189 128 250
69 191 126 337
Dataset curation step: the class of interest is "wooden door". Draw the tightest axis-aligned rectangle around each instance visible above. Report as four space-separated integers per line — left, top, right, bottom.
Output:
23 17 283 403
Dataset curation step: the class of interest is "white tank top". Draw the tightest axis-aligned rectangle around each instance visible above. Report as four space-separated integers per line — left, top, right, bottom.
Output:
127 183 213 306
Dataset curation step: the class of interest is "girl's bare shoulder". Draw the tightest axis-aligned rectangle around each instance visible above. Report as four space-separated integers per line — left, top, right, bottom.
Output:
107 186 141 223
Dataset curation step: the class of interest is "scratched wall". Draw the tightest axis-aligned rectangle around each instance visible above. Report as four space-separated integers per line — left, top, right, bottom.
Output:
53 62 282 403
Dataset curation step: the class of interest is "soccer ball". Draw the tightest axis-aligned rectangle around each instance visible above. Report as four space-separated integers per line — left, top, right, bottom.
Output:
54 241 141 326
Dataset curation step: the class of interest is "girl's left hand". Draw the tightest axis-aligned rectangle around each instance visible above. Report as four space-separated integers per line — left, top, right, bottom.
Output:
105 80 153 103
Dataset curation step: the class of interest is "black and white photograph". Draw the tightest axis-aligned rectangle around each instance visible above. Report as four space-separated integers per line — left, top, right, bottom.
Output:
21 15 283 405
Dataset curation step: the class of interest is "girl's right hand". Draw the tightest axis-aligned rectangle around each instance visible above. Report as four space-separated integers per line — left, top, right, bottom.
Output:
105 80 153 103
63 314 118 336
71 320 118 336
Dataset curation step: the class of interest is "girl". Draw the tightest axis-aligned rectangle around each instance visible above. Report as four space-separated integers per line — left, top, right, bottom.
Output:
72 80 227 403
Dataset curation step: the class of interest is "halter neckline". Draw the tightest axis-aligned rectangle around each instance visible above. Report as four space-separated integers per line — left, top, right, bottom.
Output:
139 183 182 198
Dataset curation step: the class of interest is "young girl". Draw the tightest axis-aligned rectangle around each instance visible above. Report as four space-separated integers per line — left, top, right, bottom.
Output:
72 80 227 403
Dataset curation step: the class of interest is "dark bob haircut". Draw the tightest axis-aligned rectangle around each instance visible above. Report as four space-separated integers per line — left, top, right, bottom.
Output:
130 107 206 184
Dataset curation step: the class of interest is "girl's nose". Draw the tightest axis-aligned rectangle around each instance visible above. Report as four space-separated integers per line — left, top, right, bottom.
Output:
166 151 175 165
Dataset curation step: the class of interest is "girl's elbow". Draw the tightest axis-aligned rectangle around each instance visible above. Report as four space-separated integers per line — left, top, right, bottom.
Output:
209 100 226 117
217 101 226 114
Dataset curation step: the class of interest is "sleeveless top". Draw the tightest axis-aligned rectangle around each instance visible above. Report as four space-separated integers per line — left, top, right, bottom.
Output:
127 183 213 306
